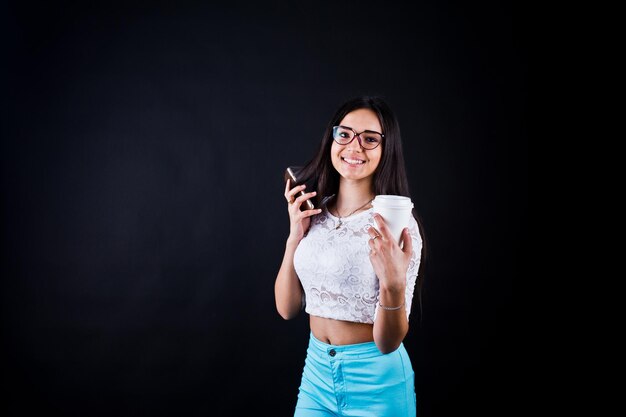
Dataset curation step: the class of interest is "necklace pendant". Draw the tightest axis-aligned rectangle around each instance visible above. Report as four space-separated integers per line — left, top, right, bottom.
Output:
335 221 342 230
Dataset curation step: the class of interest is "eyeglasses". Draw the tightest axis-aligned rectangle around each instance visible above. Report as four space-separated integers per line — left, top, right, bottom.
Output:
332 125 384 150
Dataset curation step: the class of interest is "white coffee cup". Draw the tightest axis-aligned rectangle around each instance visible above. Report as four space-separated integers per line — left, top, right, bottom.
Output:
372 195 414 246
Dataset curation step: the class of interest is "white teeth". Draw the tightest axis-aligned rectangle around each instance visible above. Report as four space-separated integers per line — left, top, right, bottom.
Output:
342 157 365 165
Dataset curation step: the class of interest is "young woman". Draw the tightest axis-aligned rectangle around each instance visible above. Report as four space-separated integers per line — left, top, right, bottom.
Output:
275 96 425 417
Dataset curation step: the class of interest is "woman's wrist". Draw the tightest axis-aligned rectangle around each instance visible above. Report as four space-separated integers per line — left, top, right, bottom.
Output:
286 236 301 249
379 282 406 296
378 285 405 307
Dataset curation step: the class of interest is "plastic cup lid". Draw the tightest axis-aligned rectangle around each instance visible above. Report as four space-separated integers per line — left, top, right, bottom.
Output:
372 195 414 208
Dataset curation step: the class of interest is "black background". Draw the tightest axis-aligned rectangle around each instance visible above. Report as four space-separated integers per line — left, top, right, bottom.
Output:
3 1 526 416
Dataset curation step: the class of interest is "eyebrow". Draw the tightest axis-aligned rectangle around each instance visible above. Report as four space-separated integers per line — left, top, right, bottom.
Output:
339 125 384 136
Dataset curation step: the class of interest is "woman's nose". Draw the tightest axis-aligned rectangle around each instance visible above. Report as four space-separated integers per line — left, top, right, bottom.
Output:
347 135 364 151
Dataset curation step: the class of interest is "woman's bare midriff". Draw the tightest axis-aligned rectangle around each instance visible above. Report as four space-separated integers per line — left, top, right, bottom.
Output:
310 315 374 345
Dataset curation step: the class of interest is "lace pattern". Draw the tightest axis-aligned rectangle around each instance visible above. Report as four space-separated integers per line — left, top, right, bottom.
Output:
293 206 423 324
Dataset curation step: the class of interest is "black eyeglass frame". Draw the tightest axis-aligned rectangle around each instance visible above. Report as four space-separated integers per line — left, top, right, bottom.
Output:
332 125 385 150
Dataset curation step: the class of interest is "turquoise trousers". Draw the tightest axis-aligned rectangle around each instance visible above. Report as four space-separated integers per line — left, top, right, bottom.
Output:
294 331 417 417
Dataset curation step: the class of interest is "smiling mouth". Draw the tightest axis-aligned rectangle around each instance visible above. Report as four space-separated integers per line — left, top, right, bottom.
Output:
341 157 366 165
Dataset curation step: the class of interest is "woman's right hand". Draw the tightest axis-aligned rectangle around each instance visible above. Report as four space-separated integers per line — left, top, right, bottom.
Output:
284 178 322 244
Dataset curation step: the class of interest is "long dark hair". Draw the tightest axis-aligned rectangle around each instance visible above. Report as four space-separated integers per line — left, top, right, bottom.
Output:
296 95 428 322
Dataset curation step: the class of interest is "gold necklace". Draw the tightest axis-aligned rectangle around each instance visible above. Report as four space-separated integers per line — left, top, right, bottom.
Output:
333 198 374 230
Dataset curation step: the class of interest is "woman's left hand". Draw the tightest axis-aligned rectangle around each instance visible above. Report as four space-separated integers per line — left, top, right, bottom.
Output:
367 214 413 291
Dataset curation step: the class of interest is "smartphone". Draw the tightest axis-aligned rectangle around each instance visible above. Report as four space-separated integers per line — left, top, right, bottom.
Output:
284 166 315 211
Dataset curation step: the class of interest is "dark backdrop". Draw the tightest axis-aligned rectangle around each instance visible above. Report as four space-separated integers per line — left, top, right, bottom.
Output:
2 1 526 416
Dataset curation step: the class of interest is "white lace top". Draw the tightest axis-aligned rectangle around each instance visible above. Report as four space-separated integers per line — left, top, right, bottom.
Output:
293 205 423 324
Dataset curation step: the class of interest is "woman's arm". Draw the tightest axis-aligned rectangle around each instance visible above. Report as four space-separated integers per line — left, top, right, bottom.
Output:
368 214 416 354
276 179 320 320
373 285 409 354
274 237 304 320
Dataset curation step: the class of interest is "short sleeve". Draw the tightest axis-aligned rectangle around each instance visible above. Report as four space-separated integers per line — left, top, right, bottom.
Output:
373 215 423 322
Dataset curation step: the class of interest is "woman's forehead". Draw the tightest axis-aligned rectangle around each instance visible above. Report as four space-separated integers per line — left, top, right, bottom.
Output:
339 109 382 132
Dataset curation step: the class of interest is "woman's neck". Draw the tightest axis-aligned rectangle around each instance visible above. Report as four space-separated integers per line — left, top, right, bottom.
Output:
333 178 375 214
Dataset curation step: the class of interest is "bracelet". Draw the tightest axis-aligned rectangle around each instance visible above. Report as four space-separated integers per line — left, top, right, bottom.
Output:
378 301 405 311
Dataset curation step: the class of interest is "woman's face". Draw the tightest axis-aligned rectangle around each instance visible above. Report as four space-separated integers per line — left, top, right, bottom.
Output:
331 108 383 183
